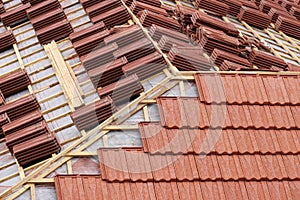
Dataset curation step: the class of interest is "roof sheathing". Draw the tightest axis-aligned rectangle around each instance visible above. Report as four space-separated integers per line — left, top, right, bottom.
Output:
0 0 300 199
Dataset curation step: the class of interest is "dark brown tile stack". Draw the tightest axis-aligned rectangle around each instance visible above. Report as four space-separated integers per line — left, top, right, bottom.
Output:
2 110 44 136
130 0 168 16
97 74 144 104
0 95 39 121
195 26 240 54
174 4 196 34
139 10 181 30
281 0 299 12
191 11 239 36
0 2 5 14
72 29 110 57
89 4 131 28
81 42 118 71
0 3 31 26
69 22 106 43
259 0 286 13
248 49 288 69
220 60 253 71
122 52 167 80
124 0 161 7
85 0 121 18
241 0 258 9
275 16 300 39
148 24 190 42
26 0 60 19
0 69 31 97
237 6 271 29
168 46 212 71
195 0 229 16
104 25 144 47
210 48 252 67
0 113 10 138
0 91 4 106
219 0 243 16
88 57 128 88
13 133 60 167
29 0 73 44
290 6 300 20
113 38 156 63
70 96 116 130
25 0 44 5
0 30 16 52
79 0 99 8
158 35 191 53
268 8 296 23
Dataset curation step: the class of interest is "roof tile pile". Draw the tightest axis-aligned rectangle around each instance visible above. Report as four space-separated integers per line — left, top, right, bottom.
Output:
158 35 192 53
122 52 167 80
0 69 31 96
0 113 9 138
28 0 73 44
210 49 252 67
290 6 300 20
274 16 300 39
0 2 5 14
70 22 106 43
98 74 144 104
195 0 229 16
0 30 16 52
130 0 168 16
26 0 60 19
237 6 271 29
248 49 288 69
219 0 243 17
88 57 128 88
0 3 31 26
148 24 190 42
139 10 181 30
85 0 121 18
168 46 212 71
71 96 116 130
268 8 296 23
259 0 286 14
196 27 240 54
124 0 162 7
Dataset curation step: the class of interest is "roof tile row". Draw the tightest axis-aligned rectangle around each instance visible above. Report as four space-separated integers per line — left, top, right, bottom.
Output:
54 175 300 200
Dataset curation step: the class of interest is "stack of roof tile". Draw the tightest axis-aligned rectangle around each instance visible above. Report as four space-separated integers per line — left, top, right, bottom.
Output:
0 30 16 52
248 49 288 69
220 60 252 71
148 24 190 42
26 0 61 19
195 0 229 16
88 57 128 89
79 0 99 8
5 121 50 152
130 0 168 16
113 38 156 62
191 11 239 36
0 95 39 121
219 0 243 16
0 113 10 138
69 22 106 43
139 10 181 30
25 0 44 5
0 69 31 97
174 4 196 34
71 96 116 130
259 0 286 13
237 6 271 29
290 6 300 19
30 8 66 30
85 0 121 18
281 0 298 12
98 74 144 104
81 42 118 71
168 46 212 71
241 0 258 9
196 27 240 54
124 0 161 7
72 29 110 57
2 110 44 136
91 6 131 28
268 8 296 23
29 1 72 44
158 35 191 53
0 3 31 26
275 16 300 39
0 91 4 106
122 52 167 80
0 3 5 14
13 133 60 167
210 49 252 67
104 25 144 47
